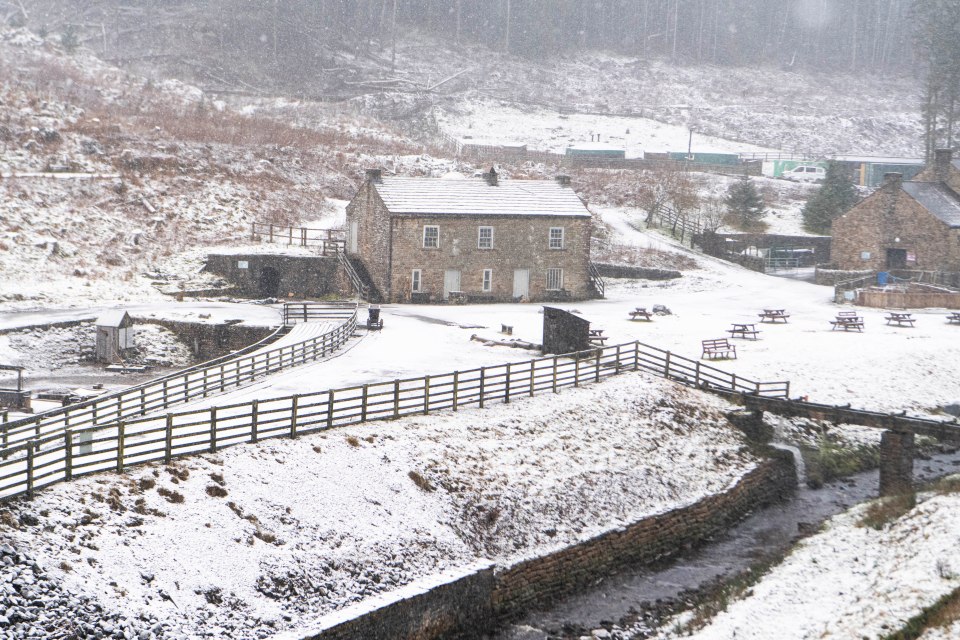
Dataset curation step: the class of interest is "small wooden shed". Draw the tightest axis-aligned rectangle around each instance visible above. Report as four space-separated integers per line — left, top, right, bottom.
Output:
542 306 590 354
95 310 135 363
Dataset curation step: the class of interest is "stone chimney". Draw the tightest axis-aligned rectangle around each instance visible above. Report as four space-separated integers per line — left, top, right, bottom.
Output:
483 166 498 186
365 168 382 183
934 148 953 182
555 174 572 187
883 172 903 191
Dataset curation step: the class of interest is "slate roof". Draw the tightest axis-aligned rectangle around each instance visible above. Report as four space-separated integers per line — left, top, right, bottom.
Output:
372 177 591 218
902 182 960 228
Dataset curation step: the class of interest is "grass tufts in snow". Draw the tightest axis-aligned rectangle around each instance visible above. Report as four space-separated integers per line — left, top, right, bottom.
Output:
803 437 880 489
345 436 360 448
408 470 435 492
156 487 185 504
858 493 917 531
205 485 228 498
883 585 960 640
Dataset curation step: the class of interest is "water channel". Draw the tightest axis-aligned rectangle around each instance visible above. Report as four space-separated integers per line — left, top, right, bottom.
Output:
495 447 960 640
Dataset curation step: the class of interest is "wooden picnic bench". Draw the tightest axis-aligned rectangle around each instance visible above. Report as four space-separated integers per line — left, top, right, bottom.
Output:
758 309 790 323
830 313 864 332
701 338 737 360
727 322 761 340
884 312 915 327
629 307 653 321
948 312 960 325
589 328 608 345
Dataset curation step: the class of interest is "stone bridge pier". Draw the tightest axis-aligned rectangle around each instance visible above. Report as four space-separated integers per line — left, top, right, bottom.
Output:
879 430 914 497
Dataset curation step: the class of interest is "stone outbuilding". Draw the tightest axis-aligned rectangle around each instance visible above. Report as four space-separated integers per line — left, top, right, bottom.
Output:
830 149 960 275
344 169 600 303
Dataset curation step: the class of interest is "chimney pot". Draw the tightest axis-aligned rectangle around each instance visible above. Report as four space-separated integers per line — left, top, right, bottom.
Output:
883 172 903 189
935 148 953 181
365 168 382 182
555 174 572 187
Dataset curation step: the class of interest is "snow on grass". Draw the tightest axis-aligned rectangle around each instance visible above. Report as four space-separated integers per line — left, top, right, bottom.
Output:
655 488 960 640
0 372 756 637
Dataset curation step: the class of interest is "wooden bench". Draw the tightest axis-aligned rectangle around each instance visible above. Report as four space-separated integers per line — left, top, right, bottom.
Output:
702 338 737 360
758 309 790 323
884 312 915 327
589 328 608 345
629 307 653 321
500 324 513 335
830 314 864 331
727 323 760 340
948 312 960 325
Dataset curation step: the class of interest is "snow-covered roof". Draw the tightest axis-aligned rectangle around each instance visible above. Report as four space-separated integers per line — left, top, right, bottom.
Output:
372 176 591 218
95 310 132 328
902 182 960 228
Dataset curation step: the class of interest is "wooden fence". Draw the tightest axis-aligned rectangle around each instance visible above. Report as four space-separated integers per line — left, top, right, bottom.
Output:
648 205 704 242
0 339 788 501
0 303 358 455
251 222 345 256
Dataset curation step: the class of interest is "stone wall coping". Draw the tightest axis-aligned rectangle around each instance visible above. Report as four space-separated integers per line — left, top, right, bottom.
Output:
273 561 496 639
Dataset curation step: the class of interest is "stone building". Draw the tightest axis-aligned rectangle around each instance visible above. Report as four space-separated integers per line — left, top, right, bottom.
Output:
831 149 960 274
345 169 598 303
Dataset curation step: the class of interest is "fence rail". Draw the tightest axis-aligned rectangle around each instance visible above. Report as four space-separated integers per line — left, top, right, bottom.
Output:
0 303 358 455
0 339 787 502
648 205 704 242
251 222 345 256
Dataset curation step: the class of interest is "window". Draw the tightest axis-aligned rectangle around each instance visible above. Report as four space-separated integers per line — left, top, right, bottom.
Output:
478 226 494 249
423 225 439 248
549 227 565 250
411 269 422 292
546 268 563 291
482 269 492 292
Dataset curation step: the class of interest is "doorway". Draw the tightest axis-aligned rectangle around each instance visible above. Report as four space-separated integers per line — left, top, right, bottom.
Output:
443 270 461 300
258 266 281 297
885 248 907 269
513 269 530 299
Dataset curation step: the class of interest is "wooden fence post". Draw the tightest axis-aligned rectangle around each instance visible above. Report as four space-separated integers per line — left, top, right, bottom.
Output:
116 422 125 473
552 356 558 393
665 351 672 379
361 385 368 421
423 376 430 415
634 341 640 371
479 368 486 408
290 395 299 438
329 389 336 428
26 444 34 498
695 361 701 387
504 364 511 403
595 349 601 383
731 373 738 392
210 407 218 453
392 381 400 418
615 345 622 374
251 400 259 443
162 380 169 408
64 431 73 481
784 382 790 398
529 360 535 397
164 414 173 464
452 372 459 411
220 365 226 392
574 352 580 387
203 369 209 397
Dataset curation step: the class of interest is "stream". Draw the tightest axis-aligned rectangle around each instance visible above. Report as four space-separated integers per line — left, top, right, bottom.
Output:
495 447 960 639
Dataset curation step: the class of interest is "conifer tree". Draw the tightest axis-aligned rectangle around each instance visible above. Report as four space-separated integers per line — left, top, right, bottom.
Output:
801 163 859 234
725 174 765 229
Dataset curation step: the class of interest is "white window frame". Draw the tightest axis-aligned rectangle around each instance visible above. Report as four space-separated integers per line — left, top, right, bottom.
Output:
546 268 563 291
423 225 439 249
478 226 494 249
411 269 422 293
549 227 565 250
482 269 492 292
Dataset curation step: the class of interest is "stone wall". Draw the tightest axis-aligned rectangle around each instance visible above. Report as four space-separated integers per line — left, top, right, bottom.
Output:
594 263 682 280
204 253 341 299
288 451 796 640
388 214 592 304
345 180 393 300
879 431 915 497
141 319 276 362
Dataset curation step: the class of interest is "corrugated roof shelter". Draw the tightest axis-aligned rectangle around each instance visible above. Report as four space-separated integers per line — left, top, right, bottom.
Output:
95 310 134 363
345 169 600 304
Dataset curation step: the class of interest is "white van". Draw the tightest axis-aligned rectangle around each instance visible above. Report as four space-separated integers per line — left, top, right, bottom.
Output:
783 165 826 182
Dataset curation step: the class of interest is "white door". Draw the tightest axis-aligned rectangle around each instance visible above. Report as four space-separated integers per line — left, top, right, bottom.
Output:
443 270 461 300
513 269 530 299
348 220 358 253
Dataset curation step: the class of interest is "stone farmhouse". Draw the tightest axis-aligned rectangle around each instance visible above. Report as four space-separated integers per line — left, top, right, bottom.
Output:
831 149 960 275
344 169 600 303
